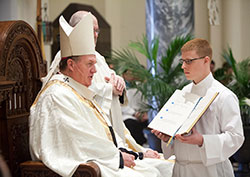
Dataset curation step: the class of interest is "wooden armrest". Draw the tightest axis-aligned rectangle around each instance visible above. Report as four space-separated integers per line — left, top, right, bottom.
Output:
75 161 101 177
20 161 101 177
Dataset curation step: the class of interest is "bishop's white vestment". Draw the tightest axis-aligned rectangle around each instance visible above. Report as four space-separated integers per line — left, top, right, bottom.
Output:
29 74 173 177
49 51 125 141
89 51 126 141
161 73 244 177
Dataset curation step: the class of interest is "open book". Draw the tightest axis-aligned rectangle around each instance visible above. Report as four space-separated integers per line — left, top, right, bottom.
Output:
148 89 219 145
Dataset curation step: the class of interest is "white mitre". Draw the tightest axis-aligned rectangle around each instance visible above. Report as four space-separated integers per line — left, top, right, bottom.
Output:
41 13 95 88
59 13 95 57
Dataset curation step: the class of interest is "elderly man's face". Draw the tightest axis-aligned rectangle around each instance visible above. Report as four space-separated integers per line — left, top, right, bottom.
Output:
71 55 97 87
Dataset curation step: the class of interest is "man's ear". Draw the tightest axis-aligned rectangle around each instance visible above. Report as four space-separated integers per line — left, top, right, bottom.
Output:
204 56 211 64
67 59 74 71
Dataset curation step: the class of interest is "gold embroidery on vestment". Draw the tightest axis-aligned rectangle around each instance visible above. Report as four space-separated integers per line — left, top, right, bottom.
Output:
32 80 113 141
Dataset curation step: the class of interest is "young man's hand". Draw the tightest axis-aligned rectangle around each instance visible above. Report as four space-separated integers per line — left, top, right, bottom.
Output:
175 127 203 147
151 129 171 142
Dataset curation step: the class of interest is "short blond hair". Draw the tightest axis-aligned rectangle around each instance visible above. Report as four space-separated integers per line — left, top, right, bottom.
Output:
181 38 212 59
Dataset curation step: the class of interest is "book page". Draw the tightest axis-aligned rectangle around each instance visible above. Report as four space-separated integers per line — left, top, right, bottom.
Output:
148 90 201 136
177 91 219 134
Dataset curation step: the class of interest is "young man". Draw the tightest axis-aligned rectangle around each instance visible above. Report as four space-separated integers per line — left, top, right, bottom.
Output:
152 38 244 177
30 13 172 177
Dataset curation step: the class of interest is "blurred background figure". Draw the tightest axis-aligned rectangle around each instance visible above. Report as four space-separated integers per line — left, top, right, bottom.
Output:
210 60 215 74
121 70 149 146
214 62 233 85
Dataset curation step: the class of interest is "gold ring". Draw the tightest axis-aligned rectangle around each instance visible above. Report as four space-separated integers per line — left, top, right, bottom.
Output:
130 165 134 168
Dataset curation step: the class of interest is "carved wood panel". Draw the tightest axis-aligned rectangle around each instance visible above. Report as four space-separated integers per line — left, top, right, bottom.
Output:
0 20 46 177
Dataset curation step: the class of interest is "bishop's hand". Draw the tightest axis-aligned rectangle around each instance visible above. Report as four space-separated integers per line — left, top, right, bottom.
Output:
121 152 136 168
105 73 125 96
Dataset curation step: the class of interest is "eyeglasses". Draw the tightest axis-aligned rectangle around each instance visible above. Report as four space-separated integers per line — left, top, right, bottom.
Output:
179 56 206 65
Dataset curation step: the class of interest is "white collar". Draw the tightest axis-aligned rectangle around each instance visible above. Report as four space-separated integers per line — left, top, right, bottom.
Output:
50 73 96 101
191 72 214 96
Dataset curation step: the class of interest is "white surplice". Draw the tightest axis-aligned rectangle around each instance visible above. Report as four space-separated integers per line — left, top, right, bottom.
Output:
89 51 126 141
161 72 244 177
29 73 173 177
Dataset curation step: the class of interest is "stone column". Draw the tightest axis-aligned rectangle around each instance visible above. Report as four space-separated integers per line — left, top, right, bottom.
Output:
146 0 194 59
145 0 194 152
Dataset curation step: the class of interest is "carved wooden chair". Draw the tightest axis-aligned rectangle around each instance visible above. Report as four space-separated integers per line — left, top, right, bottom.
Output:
0 20 101 177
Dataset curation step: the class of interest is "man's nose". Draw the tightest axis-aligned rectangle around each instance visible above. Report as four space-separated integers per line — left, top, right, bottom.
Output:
181 62 186 69
92 65 97 73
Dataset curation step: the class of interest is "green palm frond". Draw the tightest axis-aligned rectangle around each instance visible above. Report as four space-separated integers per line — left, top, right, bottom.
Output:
160 35 193 73
221 48 250 126
231 58 250 98
222 47 238 78
159 35 192 86
111 34 192 110
129 36 150 59
112 49 150 80
222 48 250 98
161 63 182 83
134 77 175 111
129 35 159 72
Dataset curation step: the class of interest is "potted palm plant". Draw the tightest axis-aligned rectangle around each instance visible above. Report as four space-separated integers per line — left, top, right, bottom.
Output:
111 35 192 111
214 47 250 176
